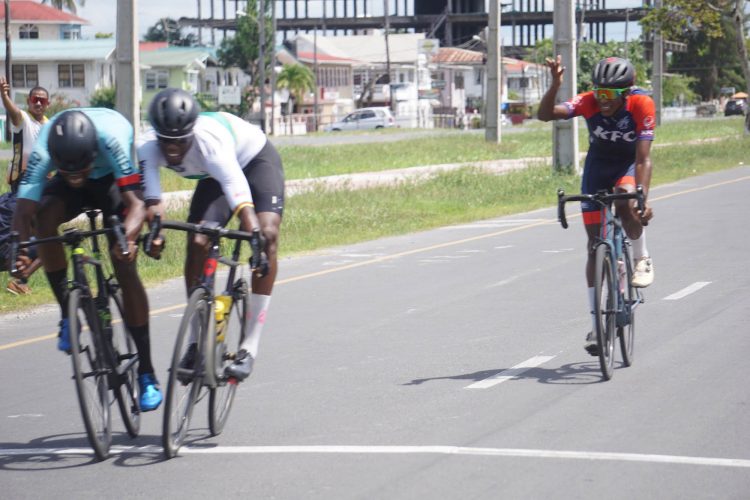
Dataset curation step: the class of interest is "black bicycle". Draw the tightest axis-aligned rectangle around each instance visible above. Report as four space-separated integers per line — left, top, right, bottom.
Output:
557 187 646 380
10 210 141 460
149 215 266 458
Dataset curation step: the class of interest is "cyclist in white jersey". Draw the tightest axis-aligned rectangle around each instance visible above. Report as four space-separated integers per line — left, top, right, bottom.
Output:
138 88 284 381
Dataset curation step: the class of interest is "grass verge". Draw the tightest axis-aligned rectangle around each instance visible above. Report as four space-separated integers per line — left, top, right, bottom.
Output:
1 118 747 313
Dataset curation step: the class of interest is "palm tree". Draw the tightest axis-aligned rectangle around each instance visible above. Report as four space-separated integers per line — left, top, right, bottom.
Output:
276 63 315 115
41 0 84 14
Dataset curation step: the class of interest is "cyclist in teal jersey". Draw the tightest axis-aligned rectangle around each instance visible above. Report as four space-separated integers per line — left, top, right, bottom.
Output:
12 109 162 411
138 88 285 382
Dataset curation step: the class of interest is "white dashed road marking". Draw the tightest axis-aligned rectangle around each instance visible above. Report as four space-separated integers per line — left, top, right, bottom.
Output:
465 355 555 389
664 282 711 301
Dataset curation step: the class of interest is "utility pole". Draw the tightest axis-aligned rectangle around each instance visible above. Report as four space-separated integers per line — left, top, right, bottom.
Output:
313 25 319 132
384 0 393 112
652 0 663 126
485 0 501 143
270 0 277 136
259 0 266 132
553 0 579 173
116 0 140 145
5 0 11 142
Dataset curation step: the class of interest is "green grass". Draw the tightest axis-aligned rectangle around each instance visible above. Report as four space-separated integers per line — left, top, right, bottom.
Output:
2 116 748 313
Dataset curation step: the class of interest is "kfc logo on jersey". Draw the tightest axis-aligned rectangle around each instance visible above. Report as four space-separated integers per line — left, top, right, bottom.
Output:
592 126 637 142
643 116 655 129
616 116 631 130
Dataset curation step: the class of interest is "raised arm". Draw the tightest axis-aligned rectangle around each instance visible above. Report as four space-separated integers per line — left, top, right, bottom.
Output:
537 55 572 122
0 77 24 128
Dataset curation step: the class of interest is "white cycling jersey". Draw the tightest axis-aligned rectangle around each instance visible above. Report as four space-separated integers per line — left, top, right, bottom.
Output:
138 112 267 211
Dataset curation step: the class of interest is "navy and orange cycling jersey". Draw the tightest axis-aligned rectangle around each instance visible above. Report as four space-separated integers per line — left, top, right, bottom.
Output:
563 88 656 171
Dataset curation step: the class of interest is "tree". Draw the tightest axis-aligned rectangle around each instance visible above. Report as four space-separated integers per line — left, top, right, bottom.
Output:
216 1 274 99
143 18 197 47
41 0 84 14
276 63 314 114
641 0 750 122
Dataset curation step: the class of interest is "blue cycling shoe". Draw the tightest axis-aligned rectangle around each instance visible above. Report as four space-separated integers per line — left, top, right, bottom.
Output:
58 318 71 353
138 373 163 412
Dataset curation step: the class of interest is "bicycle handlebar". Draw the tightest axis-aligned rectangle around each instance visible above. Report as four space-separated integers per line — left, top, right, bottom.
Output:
9 217 128 275
557 186 645 229
159 219 269 277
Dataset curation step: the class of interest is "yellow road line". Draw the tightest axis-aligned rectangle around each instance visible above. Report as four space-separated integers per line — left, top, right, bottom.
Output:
2 173 748 352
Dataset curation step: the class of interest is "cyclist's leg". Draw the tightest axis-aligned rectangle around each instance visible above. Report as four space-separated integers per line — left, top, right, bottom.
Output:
37 175 88 350
614 166 653 287
227 142 285 380
185 177 228 291
100 178 162 410
581 161 604 345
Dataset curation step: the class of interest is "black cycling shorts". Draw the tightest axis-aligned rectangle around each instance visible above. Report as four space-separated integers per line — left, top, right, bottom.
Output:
188 140 285 225
40 173 126 227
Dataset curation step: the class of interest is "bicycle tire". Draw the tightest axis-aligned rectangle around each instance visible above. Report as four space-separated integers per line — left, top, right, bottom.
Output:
594 244 616 380
618 246 636 367
68 288 112 460
110 288 141 438
162 288 209 459
209 280 248 436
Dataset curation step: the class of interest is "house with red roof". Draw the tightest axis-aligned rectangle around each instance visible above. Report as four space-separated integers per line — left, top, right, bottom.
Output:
0 0 88 40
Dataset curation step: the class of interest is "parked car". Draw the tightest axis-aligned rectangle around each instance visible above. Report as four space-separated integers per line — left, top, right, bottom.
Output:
325 107 396 132
724 98 747 116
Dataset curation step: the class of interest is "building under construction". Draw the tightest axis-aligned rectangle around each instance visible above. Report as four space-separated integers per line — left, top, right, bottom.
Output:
182 1 651 52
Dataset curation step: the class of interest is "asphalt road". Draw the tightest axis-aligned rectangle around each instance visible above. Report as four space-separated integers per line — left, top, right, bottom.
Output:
1 166 749 499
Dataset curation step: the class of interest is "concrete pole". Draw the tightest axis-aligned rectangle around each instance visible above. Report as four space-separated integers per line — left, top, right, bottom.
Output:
552 0 579 173
652 0 663 126
485 0 501 143
259 0 266 132
116 0 140 144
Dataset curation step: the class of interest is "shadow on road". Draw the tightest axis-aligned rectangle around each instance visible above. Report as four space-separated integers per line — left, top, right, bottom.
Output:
403 360 626 386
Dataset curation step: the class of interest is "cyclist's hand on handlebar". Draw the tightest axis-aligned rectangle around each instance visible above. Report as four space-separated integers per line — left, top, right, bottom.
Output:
248 229 269 278
145 234 166 259
637 203 653 226
111 240 139 263
12 253 32 279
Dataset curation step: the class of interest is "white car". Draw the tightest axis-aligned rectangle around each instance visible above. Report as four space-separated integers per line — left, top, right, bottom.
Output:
325 107 396 132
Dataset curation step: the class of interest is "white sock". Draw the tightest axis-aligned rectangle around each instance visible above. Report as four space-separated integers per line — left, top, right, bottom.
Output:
240 293 272 357
588 287 596 333
631 229 648 261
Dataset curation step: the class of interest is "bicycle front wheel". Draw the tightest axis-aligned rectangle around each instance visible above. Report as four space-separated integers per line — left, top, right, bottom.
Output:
68 288 112 460
618 248 636 367
110 288 141 438
209 281 248 436
594 244 616 381
162 288 209 459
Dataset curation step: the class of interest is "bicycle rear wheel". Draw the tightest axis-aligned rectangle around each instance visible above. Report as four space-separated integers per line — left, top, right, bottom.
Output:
110 288 141 437
594 244 617 380
68 288 112 460
209 280 248 436
162 288 209 459
618 247 636 367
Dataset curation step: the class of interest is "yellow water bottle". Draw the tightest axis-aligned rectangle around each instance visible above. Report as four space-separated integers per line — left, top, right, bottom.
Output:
214 295 232 342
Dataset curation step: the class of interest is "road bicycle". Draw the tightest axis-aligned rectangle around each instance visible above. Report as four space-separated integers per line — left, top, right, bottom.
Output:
557 187 646 380
149 215 267 459
10 210 141 460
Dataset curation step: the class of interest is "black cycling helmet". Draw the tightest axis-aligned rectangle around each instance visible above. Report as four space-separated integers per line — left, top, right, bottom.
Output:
592 57 635 89
47 110 98 172
148 88 200 139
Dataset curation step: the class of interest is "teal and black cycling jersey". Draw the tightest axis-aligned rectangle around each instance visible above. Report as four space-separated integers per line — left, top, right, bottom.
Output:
17 108 140 202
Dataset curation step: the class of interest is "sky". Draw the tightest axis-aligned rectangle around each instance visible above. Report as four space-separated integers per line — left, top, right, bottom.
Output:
74 0 648 41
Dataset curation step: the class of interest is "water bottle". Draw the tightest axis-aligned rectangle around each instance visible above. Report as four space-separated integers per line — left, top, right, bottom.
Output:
214 295 232 343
